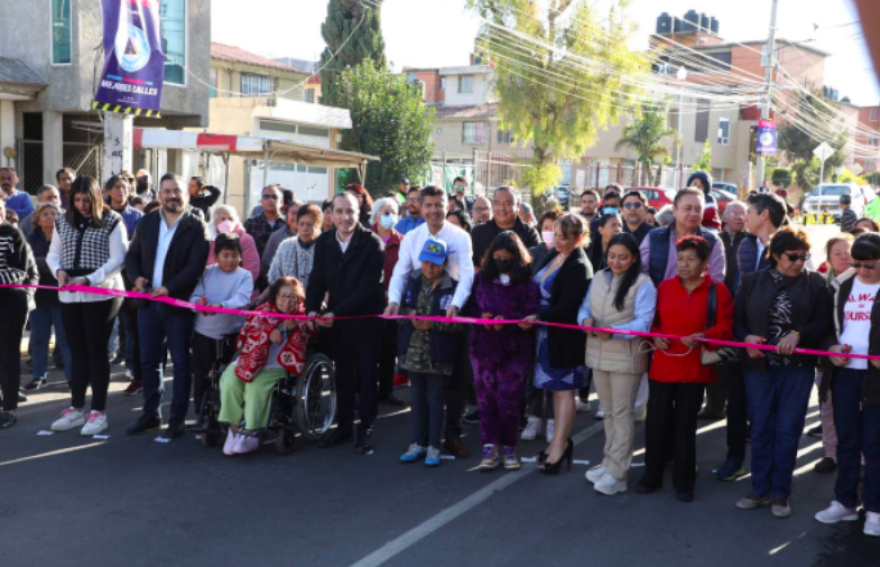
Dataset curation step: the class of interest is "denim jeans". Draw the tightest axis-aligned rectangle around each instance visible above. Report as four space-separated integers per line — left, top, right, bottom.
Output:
107 318 120 358
744 365 814 499
29 305 72 382
409 372 445 449
832 367 880 513
138 303 195 421
120 304 141 380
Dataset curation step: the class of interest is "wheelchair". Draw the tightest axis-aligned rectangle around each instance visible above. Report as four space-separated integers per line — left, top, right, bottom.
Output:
196 338 337 454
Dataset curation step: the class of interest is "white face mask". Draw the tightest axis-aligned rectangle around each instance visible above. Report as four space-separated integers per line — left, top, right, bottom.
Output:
216 220 235 234
499 274 511 285
379 213 398 229
542 231 556 248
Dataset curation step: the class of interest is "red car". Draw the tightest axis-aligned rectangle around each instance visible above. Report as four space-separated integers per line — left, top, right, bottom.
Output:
710 189 737 214
628 187 675 210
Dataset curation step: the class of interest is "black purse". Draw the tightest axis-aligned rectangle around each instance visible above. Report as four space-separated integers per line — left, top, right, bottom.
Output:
701 283 740 366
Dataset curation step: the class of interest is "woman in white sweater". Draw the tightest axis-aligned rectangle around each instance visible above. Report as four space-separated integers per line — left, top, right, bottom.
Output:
266 203 322 292
47 177 127 436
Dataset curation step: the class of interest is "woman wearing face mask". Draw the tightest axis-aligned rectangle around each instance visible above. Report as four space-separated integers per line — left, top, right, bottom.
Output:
372 197 406 406
467 232 540 470
578 233 656 495
207 205 260 285
588 213 623 273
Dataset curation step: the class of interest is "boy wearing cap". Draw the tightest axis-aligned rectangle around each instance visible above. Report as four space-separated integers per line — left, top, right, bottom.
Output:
398 239 464 467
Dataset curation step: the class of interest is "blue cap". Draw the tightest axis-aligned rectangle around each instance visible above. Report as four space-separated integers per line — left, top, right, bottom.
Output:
418 239 449 266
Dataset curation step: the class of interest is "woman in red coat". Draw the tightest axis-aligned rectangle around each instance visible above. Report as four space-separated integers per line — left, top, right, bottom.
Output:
372 197 406 405
637 235 734 503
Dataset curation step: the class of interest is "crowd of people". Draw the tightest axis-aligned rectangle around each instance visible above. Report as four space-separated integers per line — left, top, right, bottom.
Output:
0 167 878 537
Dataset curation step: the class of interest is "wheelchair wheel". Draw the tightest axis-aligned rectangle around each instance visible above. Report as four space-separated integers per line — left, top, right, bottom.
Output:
295 354 337 442
275 426 296 454
201 429 221 448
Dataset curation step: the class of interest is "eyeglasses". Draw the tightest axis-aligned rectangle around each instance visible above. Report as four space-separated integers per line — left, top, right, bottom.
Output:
262 194 279 201
851 261 878 270
784 253 811 263
276 294 298 301
623 202 642 210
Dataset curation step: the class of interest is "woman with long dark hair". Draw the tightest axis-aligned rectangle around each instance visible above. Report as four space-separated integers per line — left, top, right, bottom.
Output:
588 213 623 273
345 183 375 227
578 233 656 495
47 176 127 436
468 231 540 471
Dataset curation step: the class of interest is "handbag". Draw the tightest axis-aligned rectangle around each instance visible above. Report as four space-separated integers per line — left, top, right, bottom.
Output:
701 283 740 366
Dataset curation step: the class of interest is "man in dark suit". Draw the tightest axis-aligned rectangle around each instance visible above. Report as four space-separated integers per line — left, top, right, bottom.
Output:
124 173 210 438
307 192 386 454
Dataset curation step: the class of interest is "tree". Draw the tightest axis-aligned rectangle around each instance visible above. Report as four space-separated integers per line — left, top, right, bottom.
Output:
614 106 679 185
319 0 386 107
691 140 712 173
771 167 792 188
469 0 646 199
336 62 435 195
778 88 847 170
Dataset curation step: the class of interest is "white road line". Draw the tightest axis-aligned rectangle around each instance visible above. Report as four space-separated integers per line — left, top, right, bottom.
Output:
347 421 605 567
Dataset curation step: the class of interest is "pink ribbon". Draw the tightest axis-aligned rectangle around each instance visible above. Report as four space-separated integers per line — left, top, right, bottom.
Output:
3 282 876 361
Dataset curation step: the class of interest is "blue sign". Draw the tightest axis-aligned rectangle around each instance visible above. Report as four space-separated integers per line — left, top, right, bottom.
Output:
93 0 164 117
756 119 777 156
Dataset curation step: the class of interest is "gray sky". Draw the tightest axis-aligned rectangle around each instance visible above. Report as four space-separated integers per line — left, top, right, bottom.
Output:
212 0 879 105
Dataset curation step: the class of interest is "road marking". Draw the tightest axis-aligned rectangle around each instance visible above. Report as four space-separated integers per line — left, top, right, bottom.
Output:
0 441 106 468
347 421 605 567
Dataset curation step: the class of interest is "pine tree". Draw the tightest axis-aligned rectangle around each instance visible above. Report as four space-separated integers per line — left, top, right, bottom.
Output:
320 0 386 107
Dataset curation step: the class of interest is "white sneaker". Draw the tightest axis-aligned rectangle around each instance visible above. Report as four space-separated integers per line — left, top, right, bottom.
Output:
521 416 543 441
595 407 605 420
633 405 647 422
80 411 108 436
815 501 859 524
223 429 237 456
233 433 260 454
575 398 591 413
545 419 555 444
594 473 628 495
586 465 607 484
51 407 85 432
865 512 880 537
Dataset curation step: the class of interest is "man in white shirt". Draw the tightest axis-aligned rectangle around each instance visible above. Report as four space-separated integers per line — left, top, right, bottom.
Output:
386 186 475 457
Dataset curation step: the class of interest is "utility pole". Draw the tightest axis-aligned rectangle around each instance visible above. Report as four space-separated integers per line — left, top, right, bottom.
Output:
756 0 780 190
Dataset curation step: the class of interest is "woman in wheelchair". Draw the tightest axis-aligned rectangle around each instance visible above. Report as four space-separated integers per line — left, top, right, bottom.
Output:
219 276 314 455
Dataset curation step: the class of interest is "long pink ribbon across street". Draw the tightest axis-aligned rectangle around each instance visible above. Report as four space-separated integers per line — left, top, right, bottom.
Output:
2 283 876 361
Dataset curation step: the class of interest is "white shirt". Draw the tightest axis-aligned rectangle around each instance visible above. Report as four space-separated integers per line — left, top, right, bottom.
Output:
388 221 475 310
336 230 353 254
756 239 766 272
153 210 182 289
47 223 128 304
840 278 880 370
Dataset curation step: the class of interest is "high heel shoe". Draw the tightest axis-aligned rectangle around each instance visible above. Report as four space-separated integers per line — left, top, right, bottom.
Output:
539 438 573 475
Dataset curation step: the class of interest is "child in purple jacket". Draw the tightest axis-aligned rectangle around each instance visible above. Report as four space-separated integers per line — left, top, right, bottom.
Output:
468 231 540 471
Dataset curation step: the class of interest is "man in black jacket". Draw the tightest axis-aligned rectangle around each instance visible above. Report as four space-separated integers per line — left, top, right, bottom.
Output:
124 173 210 438
307 192 386 453
471 186 540 267
187 176 221 222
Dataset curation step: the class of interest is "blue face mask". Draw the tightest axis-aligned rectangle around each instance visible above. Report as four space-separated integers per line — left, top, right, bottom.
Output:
380 213 398 229
604 207 619 215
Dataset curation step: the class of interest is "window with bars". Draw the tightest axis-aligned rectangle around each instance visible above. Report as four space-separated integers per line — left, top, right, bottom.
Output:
463 122 487 144
241 74 275 97
160 0 186 85
51 0 72 65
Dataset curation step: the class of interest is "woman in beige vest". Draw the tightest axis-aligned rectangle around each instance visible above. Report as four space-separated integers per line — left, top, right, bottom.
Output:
578 233 656 495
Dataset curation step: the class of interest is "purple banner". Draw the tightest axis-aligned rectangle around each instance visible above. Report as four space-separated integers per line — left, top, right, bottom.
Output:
93 0 164 115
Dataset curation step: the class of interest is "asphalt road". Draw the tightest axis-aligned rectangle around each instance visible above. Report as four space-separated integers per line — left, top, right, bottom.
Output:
1 363 876 567
2 224 874 567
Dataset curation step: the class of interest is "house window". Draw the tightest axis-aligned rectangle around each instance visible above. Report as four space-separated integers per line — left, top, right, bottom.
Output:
241 74 275 97
497 129 513 144
463 122 487 144
440 77 446 91
51 0 72 65
694 99 711 143
209 68 217 98
160 0 186 85
459 75 474 94
870 137 880 147
305 89 315 104
871 108 879 121
717 118 730 146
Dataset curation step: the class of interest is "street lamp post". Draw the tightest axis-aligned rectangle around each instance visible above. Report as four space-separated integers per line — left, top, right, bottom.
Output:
676 66 688 188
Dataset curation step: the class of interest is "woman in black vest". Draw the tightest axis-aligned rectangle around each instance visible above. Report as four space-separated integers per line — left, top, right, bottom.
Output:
47 177 127 436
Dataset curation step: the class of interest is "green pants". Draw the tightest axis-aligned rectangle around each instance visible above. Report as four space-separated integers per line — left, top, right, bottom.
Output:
218 363 287 430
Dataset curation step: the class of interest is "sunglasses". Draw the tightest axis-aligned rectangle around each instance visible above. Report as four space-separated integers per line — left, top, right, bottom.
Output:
851 261 878 270
783 253 810 263
262 194 279 201
623 202 642 210
453 185 466 191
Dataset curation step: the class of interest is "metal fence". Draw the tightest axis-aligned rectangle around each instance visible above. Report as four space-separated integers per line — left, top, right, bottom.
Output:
576 163 694 191
18 140 103 194
19 140 43 194
63 141 103 183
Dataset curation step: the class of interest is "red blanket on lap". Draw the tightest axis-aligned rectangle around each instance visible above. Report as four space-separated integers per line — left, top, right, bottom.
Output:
234 300 312 382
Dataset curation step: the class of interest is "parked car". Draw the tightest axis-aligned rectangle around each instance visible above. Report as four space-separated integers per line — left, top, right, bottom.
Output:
554 185 571 209
712 182 739 195
628 187 675 210
802 183 870 219
710 189 737 214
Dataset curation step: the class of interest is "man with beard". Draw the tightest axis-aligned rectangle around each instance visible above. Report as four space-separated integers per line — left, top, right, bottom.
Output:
124 174 210 439
621 191 652 245
0 167 33 219
395 187 425 235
